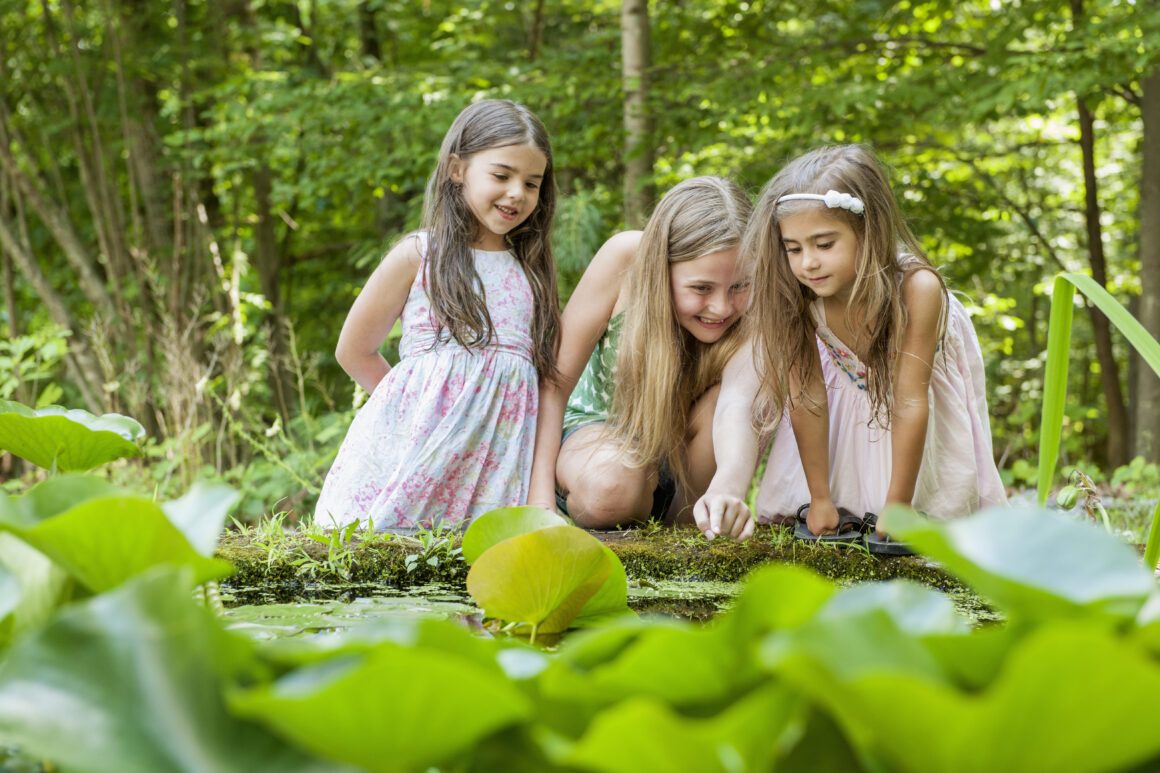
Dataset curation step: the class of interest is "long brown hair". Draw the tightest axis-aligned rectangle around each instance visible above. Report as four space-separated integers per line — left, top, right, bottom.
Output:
608 176 753 492
421 99 559 378
746 144 946 429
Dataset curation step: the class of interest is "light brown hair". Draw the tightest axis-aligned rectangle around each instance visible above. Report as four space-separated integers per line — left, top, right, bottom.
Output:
746 144 946 429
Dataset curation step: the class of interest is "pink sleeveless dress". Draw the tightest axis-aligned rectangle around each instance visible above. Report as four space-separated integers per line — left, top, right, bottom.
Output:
314 234 539 531
755 277 1006 523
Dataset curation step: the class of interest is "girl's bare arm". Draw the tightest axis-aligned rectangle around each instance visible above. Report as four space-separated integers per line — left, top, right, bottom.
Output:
885 269 944 508
334 237 422 395
693 339 761 540
526 231 641 510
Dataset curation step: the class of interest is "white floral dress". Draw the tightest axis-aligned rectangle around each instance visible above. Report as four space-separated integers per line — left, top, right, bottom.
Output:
756 273 1007 523
314 234 538 531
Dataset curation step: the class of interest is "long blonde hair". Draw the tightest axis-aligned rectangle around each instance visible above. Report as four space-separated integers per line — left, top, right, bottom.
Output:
747 144 946 429
608 176 753 491
421 99 560 379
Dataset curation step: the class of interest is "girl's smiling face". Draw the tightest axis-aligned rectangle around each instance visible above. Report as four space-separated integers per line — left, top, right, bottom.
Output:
451 142 548 251
669 247 751 343
779 207 860 301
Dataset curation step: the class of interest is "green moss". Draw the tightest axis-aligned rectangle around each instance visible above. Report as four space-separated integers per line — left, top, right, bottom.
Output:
216 523 963 594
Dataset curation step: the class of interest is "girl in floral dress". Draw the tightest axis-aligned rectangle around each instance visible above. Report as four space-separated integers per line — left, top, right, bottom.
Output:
314 100 559 531
695 145 1006 551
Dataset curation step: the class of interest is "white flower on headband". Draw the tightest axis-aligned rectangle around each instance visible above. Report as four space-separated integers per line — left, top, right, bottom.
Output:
777 190 865 215
822 190 864 214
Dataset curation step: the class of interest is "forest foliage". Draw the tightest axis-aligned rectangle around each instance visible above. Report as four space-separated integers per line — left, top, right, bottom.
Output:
1 0 1159 519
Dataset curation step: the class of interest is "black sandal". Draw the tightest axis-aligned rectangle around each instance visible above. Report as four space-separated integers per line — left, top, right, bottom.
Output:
861 513 914 556
793 504 865 545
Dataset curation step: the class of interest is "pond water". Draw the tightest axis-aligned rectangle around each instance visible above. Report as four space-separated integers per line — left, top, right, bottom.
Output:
219 578 1000 640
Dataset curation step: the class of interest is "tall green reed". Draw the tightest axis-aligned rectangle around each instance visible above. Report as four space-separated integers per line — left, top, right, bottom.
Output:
1037 272 1160 570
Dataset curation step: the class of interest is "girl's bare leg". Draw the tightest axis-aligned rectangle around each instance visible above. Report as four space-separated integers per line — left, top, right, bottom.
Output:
668 384 721 524
556 424 657 529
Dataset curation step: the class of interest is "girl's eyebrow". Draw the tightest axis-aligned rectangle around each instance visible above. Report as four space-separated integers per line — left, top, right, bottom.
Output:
782 230 839 242
488 162 543 179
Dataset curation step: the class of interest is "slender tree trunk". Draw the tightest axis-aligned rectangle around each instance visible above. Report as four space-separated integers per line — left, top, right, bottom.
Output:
357 0 381 61
1136 67 1160 462
0 216 103 411
527 0 546 61
1069 0 1128 468
1076 94 1129 468
253 163 293 428
620 0 653 228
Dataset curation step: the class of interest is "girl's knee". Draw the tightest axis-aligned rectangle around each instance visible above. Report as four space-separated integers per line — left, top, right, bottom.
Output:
565 471 653 529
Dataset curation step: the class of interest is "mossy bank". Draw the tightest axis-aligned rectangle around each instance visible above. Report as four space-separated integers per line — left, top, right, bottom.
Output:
216 522 965 597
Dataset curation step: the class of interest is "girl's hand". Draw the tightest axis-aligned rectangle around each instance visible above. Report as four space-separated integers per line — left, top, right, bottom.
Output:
805 497 840 537
693 492 755 542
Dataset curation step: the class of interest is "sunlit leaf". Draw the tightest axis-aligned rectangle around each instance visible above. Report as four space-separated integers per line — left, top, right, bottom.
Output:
162 481 242 556
0 567 333 772
0 534 71 649
573 545 634 627
882 505 1154 621
0 400 144 471
467 525 610 635
461 505 567 564
564 685 798 773
231 635 530 773
0 477 233 593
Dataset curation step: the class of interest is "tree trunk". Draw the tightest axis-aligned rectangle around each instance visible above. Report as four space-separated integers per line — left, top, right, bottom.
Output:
1136 67 1160 462
0 216 103 411
253 163 293 428
620 0 653 228
357 0 381 61
526 0 546 61
1069 0 1128 469
1076 94 1129 468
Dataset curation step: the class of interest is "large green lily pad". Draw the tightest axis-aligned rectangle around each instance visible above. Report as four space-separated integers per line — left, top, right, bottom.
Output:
467 525 611 636
0 400 144 471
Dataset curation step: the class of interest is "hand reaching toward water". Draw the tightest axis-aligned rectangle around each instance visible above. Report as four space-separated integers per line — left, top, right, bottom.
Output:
693 492 755 542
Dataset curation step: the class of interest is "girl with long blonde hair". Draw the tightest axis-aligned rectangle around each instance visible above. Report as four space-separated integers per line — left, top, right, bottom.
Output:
528 176 754 538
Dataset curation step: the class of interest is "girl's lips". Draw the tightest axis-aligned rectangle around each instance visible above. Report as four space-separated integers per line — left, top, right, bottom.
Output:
495 204 518 221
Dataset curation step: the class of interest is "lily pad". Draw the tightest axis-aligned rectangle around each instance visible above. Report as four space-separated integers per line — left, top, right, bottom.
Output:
0 477 233 593
0 400 144 471
461 505 567 564
0 567 333 772
230 636 531 772
467 525 611 637
882 504 1155 621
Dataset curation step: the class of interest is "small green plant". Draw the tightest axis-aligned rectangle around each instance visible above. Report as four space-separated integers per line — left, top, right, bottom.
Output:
1056 469 1111 532
398 520 464 576
1111 456 1160 497
294 518 364 581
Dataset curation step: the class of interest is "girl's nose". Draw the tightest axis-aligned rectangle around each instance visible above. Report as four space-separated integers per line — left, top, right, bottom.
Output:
708 290 734 317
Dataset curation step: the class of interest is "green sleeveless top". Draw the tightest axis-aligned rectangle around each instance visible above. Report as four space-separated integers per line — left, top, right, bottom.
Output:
562 311 626 433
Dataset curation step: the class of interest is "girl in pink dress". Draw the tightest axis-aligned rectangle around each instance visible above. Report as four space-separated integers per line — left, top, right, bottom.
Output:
314 100 560 531
694 145 1006 551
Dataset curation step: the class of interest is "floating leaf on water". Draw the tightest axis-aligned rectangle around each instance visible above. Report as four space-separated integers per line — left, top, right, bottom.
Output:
461 505 567 565
467 525 611 637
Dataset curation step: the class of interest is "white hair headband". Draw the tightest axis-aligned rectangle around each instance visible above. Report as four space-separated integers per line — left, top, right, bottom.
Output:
776 190 864 215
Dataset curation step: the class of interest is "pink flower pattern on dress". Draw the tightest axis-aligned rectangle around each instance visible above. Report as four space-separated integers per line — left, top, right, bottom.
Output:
314 234 538 530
